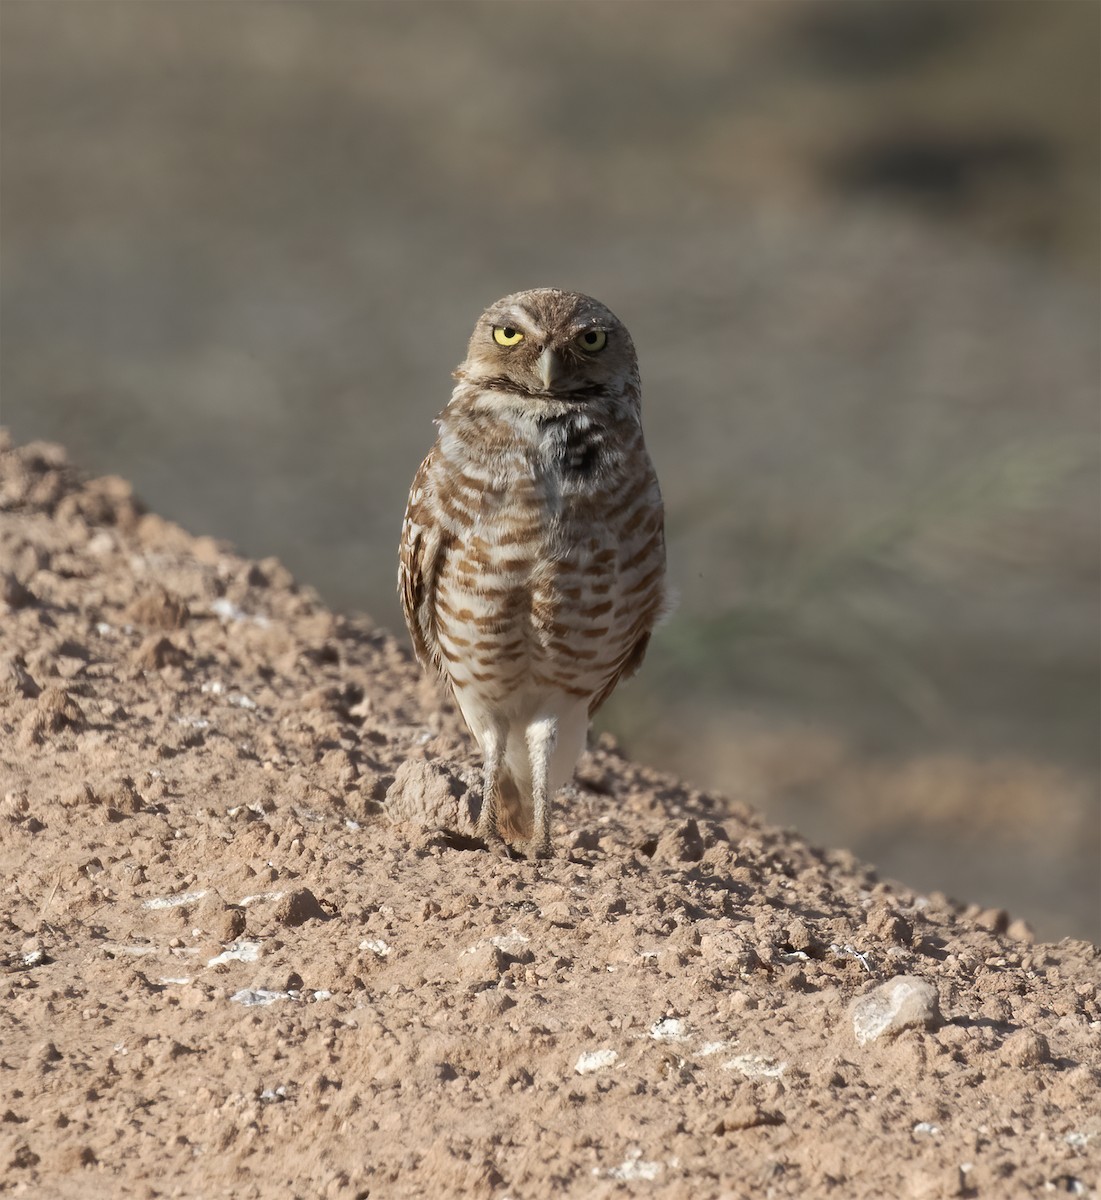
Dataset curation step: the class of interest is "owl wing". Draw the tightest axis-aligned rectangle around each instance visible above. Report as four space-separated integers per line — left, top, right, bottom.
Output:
588 630 652 718
398 450 448 676
588 496 667 717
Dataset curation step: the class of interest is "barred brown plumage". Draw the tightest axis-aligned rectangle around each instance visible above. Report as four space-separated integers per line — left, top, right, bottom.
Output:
398 288 666 857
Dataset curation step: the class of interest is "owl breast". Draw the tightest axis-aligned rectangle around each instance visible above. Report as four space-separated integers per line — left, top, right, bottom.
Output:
430 407 664 719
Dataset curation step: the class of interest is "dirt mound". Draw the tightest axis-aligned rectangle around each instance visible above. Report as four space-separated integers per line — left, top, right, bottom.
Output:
1 431 1097 1199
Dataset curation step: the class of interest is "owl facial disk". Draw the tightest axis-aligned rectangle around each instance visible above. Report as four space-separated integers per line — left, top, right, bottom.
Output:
465 290 634 405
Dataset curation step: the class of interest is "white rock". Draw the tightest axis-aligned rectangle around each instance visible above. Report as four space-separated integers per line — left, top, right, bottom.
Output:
230 988 289 1007
593 1148 661 1182
723 1053 787 1078
575 1049 619 1075
209 598 269 627
649 1018 687 1042
142 889 207 910
697 1041 734 1057
489 928 530 953
851 975 941 1045
207 940 260 968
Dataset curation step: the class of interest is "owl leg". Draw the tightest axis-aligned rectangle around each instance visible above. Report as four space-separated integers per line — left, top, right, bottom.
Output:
475 726 508 851
526 716 558 859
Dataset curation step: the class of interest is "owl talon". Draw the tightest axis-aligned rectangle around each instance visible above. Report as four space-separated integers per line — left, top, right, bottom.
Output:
487 841 510 858
481 831 519 859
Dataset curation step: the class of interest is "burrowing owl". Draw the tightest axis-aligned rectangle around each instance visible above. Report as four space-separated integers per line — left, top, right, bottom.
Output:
399 288 665 857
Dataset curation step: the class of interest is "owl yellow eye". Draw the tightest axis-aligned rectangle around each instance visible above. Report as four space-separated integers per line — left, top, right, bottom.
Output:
493 326 524 347
577 329 607 353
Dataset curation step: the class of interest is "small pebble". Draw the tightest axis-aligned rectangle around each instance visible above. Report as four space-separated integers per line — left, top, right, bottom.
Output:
1000 1028 1049 1068
575 1049 618 1075
851 975 941 1045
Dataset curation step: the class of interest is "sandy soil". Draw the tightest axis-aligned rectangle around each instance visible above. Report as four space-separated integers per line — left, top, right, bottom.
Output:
1 432 1098 1199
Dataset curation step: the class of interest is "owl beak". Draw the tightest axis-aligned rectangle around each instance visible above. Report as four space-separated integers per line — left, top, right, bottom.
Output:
536 347 560 391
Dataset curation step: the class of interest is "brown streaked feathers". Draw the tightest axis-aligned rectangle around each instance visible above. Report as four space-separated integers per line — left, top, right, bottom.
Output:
398 288 666 855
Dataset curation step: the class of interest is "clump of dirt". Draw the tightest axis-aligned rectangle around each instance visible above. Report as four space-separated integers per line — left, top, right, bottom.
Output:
1 431 1098 1199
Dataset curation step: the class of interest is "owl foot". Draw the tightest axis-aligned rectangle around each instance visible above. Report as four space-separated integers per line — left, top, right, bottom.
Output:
481 831 520 860
529 838 554 861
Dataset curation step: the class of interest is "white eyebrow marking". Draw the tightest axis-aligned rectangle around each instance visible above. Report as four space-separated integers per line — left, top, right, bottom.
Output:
499 309 545 340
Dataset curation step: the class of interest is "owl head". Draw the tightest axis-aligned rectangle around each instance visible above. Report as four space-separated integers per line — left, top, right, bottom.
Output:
458 288 638 403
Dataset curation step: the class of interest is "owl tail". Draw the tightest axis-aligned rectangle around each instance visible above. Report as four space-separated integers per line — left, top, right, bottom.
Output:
495 760 534 843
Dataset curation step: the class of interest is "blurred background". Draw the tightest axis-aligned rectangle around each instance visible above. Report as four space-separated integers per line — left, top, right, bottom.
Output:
2 1 1097 940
